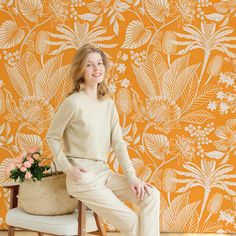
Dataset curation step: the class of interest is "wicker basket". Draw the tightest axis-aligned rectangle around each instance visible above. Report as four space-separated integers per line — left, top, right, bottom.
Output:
17 161 77 216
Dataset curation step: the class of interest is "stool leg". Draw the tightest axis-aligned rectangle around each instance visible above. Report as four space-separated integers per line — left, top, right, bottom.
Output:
38 233 44 236
78 201 86 236
8 226 15 236
94 213 106 236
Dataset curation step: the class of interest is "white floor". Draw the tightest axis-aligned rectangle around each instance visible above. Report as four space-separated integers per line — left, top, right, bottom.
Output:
0 231 234 236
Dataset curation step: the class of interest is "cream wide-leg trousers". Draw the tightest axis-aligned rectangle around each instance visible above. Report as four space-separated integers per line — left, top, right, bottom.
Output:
66 158 160 236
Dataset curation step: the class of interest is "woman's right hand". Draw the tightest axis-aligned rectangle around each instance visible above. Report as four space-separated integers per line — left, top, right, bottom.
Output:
66 166 88 182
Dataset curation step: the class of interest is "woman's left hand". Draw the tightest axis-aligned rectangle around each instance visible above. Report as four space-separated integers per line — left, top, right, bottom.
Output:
129 177 153 202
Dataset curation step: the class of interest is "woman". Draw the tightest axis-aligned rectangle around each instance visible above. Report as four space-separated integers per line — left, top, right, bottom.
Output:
46 43 160 236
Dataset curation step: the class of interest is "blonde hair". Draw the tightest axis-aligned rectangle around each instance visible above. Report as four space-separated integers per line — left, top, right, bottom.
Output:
67 43 110 99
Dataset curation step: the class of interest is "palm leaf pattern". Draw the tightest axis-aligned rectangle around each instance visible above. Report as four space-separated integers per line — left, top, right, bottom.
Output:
47 21 117 55
174 21 236 83
174 159 236 223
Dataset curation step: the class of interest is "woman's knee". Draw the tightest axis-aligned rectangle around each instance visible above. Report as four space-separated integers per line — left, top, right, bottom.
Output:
142 186 160 205
147 185 160 198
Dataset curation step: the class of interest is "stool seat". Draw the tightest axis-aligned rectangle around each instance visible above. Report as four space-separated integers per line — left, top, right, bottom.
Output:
6 208 98 235
4 184 106 236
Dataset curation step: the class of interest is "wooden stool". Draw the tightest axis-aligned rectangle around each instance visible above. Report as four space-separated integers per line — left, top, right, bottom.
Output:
74 196 107 236
4 184 106 236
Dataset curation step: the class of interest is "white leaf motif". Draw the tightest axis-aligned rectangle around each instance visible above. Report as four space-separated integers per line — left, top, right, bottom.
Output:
113 20 119 35
205 13 225 22
205 151 225 159
17 133 42 152
0 20 25 49
122 20 151 49
144 133 170 160
78 13 98 22
144 0 169 23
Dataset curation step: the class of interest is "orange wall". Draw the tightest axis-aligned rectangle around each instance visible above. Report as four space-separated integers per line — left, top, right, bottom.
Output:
0 0 236 233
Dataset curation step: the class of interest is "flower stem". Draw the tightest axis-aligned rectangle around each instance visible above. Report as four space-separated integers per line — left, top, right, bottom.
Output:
146 16 180 55
157 154 178 171
19 16 53 56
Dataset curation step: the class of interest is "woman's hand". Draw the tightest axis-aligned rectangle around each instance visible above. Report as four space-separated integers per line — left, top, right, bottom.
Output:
129 177 153 202
66 166 88 182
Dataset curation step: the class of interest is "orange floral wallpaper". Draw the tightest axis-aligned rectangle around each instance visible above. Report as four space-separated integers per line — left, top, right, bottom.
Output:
0 0 236 233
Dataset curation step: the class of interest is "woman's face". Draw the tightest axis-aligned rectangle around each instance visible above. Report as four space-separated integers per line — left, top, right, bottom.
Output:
83 52 105 86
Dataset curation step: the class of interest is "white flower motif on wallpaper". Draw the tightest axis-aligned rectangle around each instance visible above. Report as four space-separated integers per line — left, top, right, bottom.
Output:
18 0 43 22
204 118 236 163
47 0 69 23
4 95 54 134
1 50 73 137
214 118 236 154
130 48 217 133
206 71 236 115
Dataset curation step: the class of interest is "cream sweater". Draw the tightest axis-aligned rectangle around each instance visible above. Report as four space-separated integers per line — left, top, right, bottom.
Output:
46 91 136 182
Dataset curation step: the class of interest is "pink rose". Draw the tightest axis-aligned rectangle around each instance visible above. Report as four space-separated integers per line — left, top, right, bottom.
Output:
26 156 34 164
20 166 27 172
23 161 31 168
38 162 45 167
25 172 32 179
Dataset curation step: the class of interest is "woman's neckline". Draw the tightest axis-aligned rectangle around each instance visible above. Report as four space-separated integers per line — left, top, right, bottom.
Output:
80 90 100 102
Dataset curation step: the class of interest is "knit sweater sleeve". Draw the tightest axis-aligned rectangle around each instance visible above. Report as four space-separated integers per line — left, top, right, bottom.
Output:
110 100 137 182
46 97 76 173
